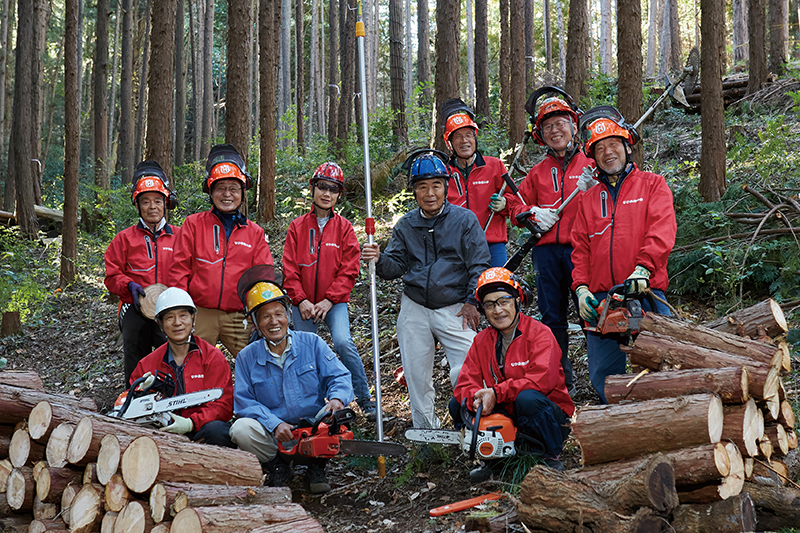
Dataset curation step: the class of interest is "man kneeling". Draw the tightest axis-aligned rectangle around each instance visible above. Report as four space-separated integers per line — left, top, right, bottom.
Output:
230 266 353 494
450 267 575 482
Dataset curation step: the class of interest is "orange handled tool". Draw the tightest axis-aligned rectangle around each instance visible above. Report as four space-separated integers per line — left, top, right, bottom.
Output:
429 492 504 517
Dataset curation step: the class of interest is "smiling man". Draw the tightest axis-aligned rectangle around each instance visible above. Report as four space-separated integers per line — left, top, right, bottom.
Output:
451 267 574 481
570 106 677 403
361 151 490 429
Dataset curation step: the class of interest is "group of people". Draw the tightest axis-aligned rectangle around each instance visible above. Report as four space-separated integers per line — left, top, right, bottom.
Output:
104 86 677 489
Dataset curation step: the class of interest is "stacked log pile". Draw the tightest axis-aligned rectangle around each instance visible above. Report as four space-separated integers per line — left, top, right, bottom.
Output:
518 299 797 532
0 374 324 532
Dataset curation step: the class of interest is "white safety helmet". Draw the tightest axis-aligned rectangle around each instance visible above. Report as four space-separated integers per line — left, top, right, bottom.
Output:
154 288 197 321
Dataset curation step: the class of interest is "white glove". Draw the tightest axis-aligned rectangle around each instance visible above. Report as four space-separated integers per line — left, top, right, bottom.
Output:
162 413 194 434
136 372 155 392
575 285 600 322
626 265 651 294
531 207 560 232
577 166 597 192
489 193 507 213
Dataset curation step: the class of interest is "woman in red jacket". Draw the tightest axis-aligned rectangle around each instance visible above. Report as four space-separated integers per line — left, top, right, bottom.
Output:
104 160 179 384
282 163 376 420
451 267 574 482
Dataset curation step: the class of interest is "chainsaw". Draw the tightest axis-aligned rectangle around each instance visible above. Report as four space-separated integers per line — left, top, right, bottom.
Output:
405 402 518 460
109 371 222 427
584 282 655 338
278 407 406 458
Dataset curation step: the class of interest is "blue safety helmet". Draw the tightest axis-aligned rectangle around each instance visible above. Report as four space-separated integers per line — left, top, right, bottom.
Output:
403 149 452 190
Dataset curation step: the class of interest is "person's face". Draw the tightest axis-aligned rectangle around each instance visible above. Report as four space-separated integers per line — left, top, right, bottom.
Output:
450 127 477 160
541 115 574 154
138 192 165 225
414 178 446 217
482 290 518 334
160 308 194 344
211 179 243 213
593 137 630 176
256 301 289 344
312 181 341 210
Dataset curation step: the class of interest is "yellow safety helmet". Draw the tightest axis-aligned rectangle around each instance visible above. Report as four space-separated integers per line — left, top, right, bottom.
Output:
237 264 289 319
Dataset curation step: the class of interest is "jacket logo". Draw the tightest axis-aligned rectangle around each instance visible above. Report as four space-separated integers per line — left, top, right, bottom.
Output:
509 360 529 367
473 180 489 185
190 374 204 379
162 246 173 251
234 241 252 248
324 242 340 249
623 197 644 205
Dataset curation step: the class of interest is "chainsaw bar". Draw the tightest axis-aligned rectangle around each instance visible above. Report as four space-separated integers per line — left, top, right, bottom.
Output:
338 439 407 457
405 428 463 446
121 388 223 420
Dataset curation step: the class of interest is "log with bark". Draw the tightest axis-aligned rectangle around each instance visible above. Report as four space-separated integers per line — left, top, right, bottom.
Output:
151 481 291 518
170 503 313 532
588 453 680 513
249 519 325 532
35 465 83 503
721 399 764 457
745 480 800 530
464 508 519 533
517 465 667 532
573 393 724 465
60 482 80 526
752 458 789 486
0 370 44 389
676 442 745 503
0 458 12 492
605 366 749 405
32 495 58 520
120 435 262 493
28 517 68 532
764 424 790 456
705 298 788 339
96 433 121 485
670 493 756 532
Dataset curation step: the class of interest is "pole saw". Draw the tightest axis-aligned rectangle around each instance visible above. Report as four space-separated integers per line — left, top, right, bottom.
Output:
355 0 388 478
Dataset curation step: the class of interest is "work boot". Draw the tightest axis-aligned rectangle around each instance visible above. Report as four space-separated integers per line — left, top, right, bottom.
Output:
552 329 575 396
543 456 565 471
359 400 378 422
469 462 494 484
262 456 293 487
306 460 331 494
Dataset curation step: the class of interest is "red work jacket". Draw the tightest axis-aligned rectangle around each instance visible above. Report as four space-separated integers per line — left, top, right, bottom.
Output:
447 152 509 244
570 165 676 293
282 209 361 305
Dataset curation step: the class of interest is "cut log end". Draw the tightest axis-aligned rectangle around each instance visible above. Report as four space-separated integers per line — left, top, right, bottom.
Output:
708 394 724 443
28 400 53 440
171 507 202 533
46 422 75 468
121 436 160 493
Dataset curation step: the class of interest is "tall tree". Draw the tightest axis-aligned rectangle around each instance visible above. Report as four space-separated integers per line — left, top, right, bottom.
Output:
510 0 526 148
295 0 305 154
134 0 152 163
94 0 110 189
62 0 80 286
769 0 789 74
544 0 552 73
732 0 749 62
475 0 489 119
227 0 252 159
417 0 431 106
600 0 613 73
108 1 121 167
617 0 643 168
190 0 202 161
499 0 510 128
404 0 412 101
118 0 134 181
645 0 660 76
433 0 460 153
146 0 176 180
335 0 355 155
389 0 408 146
327 0 339 147
10 0 37 237
309 0 321 136
699 0 726 201
278 0 290 142
200 0 214 157
32 0 48 205
668 0 682 68
525 0 534 90
259 0 281 221
748 0 768 93
174 0 186 165
565 0 588 101
0 0 10 191
556 0 566 80
466 0 475 104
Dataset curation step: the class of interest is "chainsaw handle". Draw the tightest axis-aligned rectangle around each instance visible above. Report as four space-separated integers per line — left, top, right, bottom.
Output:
115 375 149 419
468 403 483 461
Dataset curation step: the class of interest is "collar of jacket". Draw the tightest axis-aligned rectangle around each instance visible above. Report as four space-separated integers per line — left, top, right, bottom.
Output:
308 206 338 220
137 218 172 236
545 142 582 165
256 330 296 366
211 207 247 227
161 336 200 364
411 201 451 225
598 162 636 189
450 150 486 173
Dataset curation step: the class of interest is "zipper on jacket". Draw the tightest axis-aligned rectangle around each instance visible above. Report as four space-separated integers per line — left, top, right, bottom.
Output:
152 231 159 283
144 235 153 260
313 225 323 303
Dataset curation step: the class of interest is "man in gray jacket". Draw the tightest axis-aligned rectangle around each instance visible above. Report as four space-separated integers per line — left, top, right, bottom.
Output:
362 150 491 428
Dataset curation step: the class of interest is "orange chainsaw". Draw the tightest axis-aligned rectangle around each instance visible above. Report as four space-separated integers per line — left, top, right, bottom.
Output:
584 282 654 337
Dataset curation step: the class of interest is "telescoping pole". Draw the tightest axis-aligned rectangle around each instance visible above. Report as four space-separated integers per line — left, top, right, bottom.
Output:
356 0 386 478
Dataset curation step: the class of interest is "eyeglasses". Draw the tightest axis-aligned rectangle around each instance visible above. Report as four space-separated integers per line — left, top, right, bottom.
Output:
542 118 571 133
482 295 516 312
213 185 242 195
315 182 341 193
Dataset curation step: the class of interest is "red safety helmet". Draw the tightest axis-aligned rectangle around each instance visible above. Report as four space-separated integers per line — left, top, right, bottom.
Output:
582 117 636 158
475 267 530 305
310 162 345 191
443 113 479 143
533 97 579 146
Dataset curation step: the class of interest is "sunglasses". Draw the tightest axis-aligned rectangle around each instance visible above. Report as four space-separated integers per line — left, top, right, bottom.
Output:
315 182 341 193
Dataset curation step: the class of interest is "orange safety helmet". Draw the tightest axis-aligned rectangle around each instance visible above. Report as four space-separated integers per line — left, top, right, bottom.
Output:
533 97 579 146
582 117 636 158
130 160 177 209
202 144 253 193
475 267 529 305
443 113 479 143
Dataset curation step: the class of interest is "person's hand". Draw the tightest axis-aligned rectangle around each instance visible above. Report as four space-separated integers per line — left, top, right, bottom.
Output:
135 372 155 392
324 398 346 413
298 299 315 321
162 413 193 435
489 193 507 213
577 166 597 192
274 422 294 443
457 303 480 331
473 388 497 414
531 207 560 232
361 243 380 263
313 299 333 322
626 265 651 294
128 282 145 312
575 285 600 322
